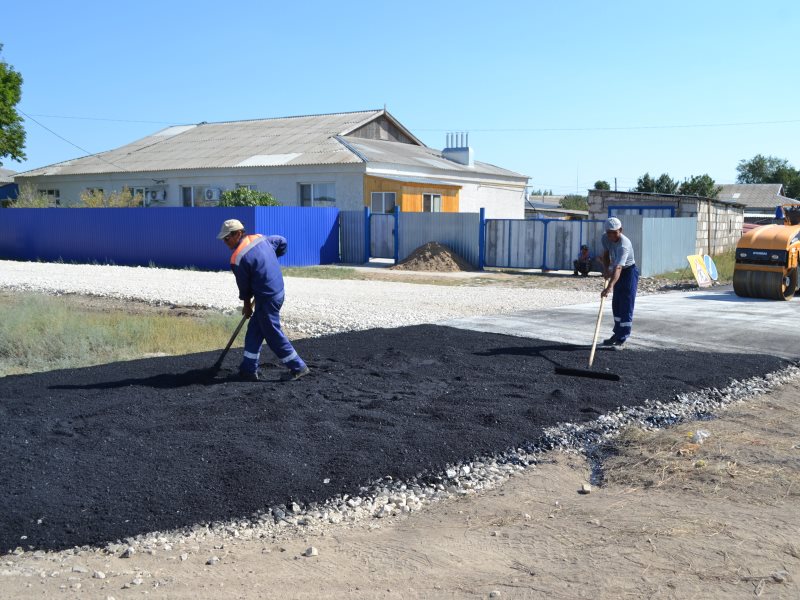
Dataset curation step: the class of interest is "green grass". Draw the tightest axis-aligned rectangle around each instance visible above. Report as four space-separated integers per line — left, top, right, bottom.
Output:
282 266 368 280
655 250 735 283
0 294 242 377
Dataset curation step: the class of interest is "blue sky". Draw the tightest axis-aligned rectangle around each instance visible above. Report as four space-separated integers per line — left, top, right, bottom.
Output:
4 0 799 194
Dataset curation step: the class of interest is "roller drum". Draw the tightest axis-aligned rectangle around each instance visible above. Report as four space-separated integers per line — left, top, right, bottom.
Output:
733 268 797 300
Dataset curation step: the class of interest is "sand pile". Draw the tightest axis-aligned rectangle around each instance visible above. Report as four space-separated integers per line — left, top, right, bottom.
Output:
390 242 475 272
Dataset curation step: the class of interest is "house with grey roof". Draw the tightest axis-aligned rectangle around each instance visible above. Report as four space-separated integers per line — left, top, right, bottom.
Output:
0 168 17 203
15 110 528 218
716 183 798 222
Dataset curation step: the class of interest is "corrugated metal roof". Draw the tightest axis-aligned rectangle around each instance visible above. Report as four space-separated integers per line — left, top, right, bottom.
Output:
19 110 385 177
0 168 15 183
340 136 527 180
717 183 798 208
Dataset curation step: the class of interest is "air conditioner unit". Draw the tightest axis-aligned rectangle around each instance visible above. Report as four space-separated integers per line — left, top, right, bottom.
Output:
205 188 221 202
146 190 166 202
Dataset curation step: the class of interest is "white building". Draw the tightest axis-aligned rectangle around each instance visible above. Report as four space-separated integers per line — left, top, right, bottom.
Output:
16 109 528 219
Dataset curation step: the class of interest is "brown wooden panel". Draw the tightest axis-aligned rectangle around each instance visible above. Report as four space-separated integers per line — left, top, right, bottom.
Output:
363 175 460 213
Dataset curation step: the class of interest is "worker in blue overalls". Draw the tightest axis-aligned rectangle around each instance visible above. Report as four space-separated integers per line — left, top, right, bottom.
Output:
218 219 310 381
600 217 639 350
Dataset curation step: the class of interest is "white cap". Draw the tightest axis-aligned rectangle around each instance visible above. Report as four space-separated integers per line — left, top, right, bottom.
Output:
216 219 244 239
605 217 622 231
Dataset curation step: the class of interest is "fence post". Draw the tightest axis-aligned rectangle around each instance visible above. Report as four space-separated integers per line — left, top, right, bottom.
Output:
363 205 371 264
478 207 486 271
541 220 549 270
393 204 400 264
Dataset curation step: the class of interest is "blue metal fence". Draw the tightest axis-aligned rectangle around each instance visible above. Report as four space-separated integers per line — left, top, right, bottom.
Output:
0 207 339 270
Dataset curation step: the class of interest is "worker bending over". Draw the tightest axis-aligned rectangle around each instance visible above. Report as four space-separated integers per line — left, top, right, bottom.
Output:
600 217 639 349
218 219 310 382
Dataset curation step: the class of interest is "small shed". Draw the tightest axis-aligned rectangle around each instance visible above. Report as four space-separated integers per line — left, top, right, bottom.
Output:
588 189 745 256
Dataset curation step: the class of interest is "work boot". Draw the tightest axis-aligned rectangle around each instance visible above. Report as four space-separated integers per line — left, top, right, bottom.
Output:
280 366 311 382
603 337 626 349
233 370 261 382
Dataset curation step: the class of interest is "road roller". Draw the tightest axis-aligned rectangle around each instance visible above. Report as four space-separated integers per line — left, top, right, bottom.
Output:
733 204 800 300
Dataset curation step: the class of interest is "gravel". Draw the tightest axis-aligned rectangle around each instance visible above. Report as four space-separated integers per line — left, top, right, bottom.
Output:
0 260 598 336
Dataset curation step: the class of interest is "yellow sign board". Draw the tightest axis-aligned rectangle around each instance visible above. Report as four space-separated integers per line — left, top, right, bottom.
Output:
687 255 712 288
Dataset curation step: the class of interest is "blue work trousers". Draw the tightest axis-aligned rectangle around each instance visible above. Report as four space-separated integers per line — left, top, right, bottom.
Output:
240 291 307 374
612 265 639 341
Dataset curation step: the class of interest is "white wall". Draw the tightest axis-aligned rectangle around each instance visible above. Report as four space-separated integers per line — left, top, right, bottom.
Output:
16 164 366 211
457 182 525 219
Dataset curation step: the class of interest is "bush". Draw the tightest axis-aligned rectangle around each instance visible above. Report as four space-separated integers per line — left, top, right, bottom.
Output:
6 182 51 208
219 188 281 207
80 187 143 208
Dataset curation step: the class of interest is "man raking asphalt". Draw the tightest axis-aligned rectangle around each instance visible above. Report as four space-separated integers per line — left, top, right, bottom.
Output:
217 218 310 382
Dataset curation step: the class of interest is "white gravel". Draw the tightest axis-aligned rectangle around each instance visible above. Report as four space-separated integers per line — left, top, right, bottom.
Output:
0 260 597 336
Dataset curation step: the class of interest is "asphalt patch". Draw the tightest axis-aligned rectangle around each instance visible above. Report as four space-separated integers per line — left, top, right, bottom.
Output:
0 324 788 552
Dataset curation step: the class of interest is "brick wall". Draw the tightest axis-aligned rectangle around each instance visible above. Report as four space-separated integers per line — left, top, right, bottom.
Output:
588 191 744 255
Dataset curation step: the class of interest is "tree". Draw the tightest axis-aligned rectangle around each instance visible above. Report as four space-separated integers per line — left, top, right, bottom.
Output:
678 174 721 198
593 180 610 190
0 44 26 166
736 154 800 199
219 188 281 207
560 194 588 211
634 172 678 194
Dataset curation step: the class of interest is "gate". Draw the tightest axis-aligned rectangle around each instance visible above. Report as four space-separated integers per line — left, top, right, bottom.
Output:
370 213 395 259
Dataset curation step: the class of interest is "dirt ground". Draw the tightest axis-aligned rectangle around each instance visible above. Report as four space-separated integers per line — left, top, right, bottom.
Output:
2 381 798 599
1 282 794 600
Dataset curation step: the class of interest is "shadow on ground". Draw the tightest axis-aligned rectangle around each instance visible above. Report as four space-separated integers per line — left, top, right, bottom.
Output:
0 325 787 552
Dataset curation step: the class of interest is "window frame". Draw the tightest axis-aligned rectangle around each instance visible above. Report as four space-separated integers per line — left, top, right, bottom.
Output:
370 191 396 214
299 182 336 207
40 189 61 207
422 193 442 212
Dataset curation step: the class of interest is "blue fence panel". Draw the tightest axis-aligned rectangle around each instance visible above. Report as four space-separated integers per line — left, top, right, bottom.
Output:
398 212 481 267
0 207 339 270
339 209 366 264
253 206 339 267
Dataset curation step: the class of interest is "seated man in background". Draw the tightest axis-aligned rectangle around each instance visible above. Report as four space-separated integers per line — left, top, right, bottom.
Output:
573 244 593 277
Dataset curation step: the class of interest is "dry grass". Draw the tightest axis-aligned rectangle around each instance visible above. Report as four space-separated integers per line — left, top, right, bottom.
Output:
602 405 800 505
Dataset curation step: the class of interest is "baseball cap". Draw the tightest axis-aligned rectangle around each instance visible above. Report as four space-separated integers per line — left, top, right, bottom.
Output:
217 219 245 239
580 244 589 250
605 217 622 231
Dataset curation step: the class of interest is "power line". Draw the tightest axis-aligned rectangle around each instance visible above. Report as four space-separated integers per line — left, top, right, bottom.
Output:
416 118 800 133
26 113 174 125
21 111 800 132
19 110 133 173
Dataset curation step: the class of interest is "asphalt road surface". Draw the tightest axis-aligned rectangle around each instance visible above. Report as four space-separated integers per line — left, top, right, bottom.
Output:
0 325 788 551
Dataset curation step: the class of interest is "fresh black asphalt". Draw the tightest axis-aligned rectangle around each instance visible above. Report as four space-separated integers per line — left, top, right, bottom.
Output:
0 325 788 552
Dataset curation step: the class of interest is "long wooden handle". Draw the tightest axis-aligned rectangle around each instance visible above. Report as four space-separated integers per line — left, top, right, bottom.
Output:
588 291 606 368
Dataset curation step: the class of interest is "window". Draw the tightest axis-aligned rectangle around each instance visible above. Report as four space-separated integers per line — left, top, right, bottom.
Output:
181 186 194 207
39 189 61 206
423 193 442 212
371 191 396 214
299 183 335 207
